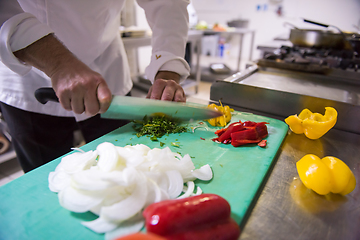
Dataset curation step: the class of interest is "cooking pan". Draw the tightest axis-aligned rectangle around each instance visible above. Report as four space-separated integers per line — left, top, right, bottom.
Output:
285 19 352 50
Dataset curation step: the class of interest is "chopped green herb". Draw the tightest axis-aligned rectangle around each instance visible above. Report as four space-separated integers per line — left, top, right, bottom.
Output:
160 142 165 147
171 142 181 147
150 136 158 141
133 115 187 141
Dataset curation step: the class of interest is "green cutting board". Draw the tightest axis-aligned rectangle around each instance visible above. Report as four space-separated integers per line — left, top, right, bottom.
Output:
0 111 288 239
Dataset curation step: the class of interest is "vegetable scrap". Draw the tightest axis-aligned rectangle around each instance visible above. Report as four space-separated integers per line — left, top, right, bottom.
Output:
48 142 213 237
133 115 187 140
143 194 241 240
285 107 337 139
296 154 356 195
257 139 267 148
206 101 234 127
212 121 268 147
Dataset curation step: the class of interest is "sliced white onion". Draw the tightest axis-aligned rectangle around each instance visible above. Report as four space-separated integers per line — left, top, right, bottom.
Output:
58 186 104 213
177 181 195 199
100 173 148 222
192 164 213 181
49 141 214 235
192 186 203 196
55 150 97 174
166 170 184 198
104 213 145 240
71 168 117 191
48 171 71 192
97 142 124 172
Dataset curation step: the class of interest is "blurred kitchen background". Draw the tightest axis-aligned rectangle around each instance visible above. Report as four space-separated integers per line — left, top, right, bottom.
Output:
1 0 360 186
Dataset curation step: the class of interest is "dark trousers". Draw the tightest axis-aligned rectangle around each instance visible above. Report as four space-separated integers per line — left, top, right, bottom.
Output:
0 102 129 173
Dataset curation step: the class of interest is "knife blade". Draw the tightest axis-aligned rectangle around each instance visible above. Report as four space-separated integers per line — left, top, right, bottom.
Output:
35 88 223 121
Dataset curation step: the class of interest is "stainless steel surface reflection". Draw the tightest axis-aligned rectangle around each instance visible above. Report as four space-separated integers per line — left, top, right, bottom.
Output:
237 115 360 240
191 97 360 240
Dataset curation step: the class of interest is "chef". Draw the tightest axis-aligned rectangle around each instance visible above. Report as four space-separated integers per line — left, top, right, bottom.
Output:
0 0 191 172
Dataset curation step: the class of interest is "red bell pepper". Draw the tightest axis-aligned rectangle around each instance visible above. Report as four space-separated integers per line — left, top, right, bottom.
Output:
212 121 268 147
143 194 241 240
115 233 166 240
218 122 244 143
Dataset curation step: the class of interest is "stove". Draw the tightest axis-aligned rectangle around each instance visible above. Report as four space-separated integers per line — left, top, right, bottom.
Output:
210 45 360 134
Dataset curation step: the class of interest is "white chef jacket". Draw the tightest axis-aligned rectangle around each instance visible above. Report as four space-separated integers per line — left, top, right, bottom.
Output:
0 0 190 121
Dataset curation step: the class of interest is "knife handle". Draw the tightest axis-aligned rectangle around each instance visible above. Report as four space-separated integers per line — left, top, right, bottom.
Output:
35 88 59 104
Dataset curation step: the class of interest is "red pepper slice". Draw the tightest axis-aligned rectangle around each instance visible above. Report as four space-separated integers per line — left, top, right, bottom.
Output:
218 122 244 143
143 194 240 240
258 139 267 148
212 121 268 147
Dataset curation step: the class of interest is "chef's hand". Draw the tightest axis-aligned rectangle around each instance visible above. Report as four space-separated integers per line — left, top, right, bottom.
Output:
146 71 186 102
13 34 112 115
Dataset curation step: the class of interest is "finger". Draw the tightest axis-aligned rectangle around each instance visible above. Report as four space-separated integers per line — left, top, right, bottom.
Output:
146 86 153 99
84 88 100 116
58 90 72 111
173 89 186 102
97 82 112 113
149 79 166 100
71 91 85 114
160 85 176 101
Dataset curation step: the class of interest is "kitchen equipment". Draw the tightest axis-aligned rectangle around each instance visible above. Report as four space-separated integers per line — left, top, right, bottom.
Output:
209 63 231 74
211 57 360 135
227 19 249 28
285 21 348 49
0 110 288 239
35 88 222 121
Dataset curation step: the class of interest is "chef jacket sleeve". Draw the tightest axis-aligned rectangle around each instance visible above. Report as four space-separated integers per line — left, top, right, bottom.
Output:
136 0 191 83
0 0 54 75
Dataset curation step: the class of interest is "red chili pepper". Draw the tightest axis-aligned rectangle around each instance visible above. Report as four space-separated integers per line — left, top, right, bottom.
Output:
200 137 205 140
143 194 241 240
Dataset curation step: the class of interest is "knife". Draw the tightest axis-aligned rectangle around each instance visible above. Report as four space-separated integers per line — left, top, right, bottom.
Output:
34 88 223 121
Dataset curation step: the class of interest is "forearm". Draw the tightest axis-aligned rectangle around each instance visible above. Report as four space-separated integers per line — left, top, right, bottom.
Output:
13 33 83 78
13 33 111 115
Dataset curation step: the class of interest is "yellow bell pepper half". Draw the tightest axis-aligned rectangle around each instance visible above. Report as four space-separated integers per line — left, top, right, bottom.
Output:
285 107 337 139
206 103 234 127
296 154 356 196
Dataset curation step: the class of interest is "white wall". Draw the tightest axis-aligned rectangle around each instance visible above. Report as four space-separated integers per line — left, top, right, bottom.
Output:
192 0 360 59
133 0 360 71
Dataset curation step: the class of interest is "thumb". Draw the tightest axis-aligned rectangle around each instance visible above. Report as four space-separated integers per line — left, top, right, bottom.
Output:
97 82 112 113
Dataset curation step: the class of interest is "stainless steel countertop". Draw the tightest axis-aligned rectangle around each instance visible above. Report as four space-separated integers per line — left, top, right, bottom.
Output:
191 92 360 239
237 111 360 240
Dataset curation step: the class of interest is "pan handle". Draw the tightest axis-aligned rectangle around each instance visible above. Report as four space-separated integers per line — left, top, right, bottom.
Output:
35 88 59 104
303 19 329 28
303 18 343 34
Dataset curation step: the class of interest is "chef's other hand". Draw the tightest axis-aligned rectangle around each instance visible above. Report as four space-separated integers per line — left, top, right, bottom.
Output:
146 71 186 102
13 34 112 115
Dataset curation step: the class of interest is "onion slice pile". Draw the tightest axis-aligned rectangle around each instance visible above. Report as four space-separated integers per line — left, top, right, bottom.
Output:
48 142 213 238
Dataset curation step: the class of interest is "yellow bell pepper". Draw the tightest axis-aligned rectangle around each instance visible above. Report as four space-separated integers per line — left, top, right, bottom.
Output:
206 102 234 127
296 154 356 196
285 107 337 139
